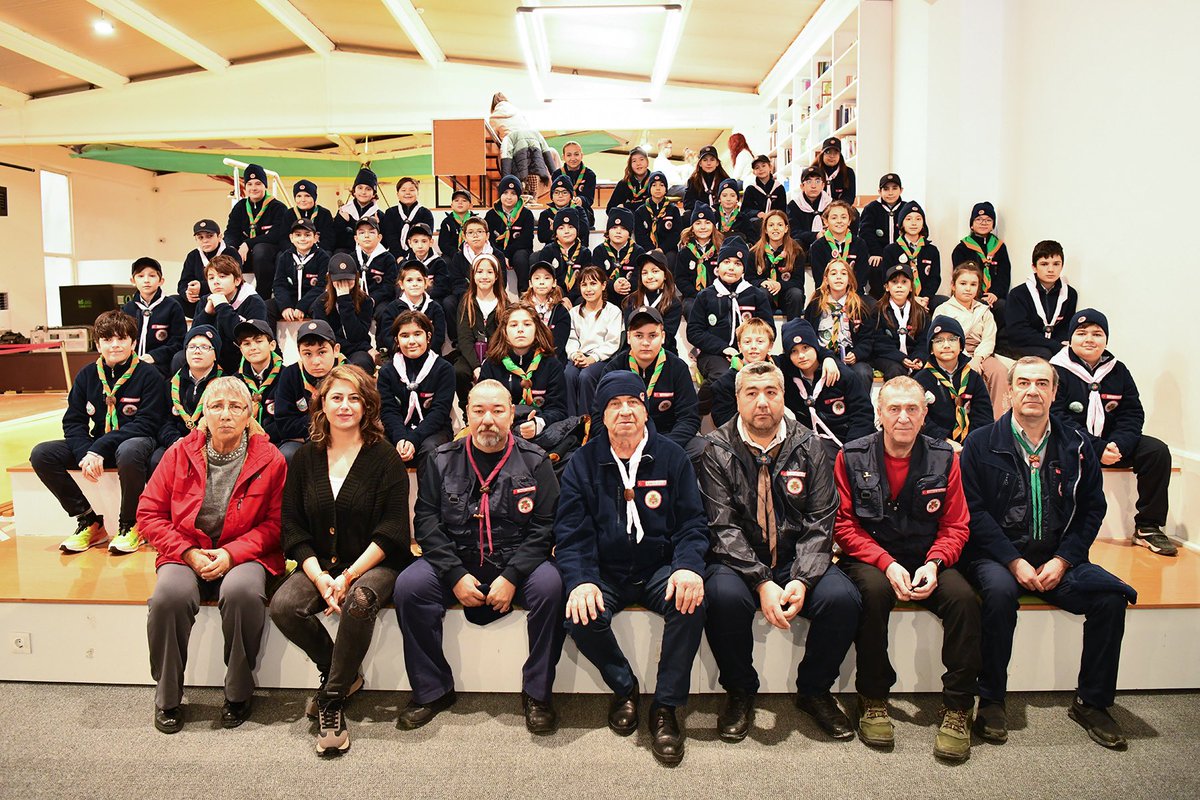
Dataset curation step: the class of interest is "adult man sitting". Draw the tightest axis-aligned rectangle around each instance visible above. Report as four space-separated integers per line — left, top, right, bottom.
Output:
556 372 709 765
961 356 1135 749
699 360 861 742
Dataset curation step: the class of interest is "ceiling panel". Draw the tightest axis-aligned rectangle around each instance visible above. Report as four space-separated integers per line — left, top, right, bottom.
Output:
0 48 87 95
417 0 523 67
0 0 198 87
541 6 663 78
293 0 420 55
136 0 304 62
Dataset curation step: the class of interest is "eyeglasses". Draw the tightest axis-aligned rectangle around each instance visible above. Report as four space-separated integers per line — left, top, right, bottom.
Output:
206 401 248 415
186 344 215 353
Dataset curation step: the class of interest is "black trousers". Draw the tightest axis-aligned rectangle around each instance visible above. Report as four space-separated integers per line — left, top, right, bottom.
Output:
30 437 155 530
1115 434 1171 529
840 560 980 711
246 243 280 301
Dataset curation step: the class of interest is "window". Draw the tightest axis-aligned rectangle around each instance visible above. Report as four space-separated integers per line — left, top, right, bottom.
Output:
40 171 74 326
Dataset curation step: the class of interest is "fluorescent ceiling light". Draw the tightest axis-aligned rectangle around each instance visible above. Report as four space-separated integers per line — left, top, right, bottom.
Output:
380 0 446 67
516 2 684 102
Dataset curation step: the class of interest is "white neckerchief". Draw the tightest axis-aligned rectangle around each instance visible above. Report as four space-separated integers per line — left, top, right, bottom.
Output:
134 290 165 356
714 279 751 346
792 375 843 446
534 299 553 323
402 293 430 314
463 241 494 264
394 202 423 250
1026 275 1070 339
701 174 717 206
882 201 902 245
293 249 314 289
794 192 831 232
420 253 437 269
230 282 255 311
1049 348 1119 437
394 351 437 425
356 244 385 292
198 241 228 268
610 430 650 543
339 199 382 221
642 289 664 309
890 300 911 355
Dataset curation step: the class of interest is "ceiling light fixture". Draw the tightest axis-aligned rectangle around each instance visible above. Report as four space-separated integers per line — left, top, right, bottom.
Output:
516 3 684 102
380 0 446 67
93 13 115 36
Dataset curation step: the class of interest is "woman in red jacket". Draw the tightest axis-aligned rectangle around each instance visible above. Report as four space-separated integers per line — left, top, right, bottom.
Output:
138 376 287 735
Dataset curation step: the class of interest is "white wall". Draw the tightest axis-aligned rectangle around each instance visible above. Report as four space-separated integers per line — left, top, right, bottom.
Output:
891 0 1200 540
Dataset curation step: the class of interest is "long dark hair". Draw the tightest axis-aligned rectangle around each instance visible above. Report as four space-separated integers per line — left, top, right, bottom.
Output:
485 301 557 362
750 210 804 278
623 148 650 184
309 364 386 447
459 253 509 329
624 259 677 314
812 148 851 195
322 273 369 315
686 156 730 199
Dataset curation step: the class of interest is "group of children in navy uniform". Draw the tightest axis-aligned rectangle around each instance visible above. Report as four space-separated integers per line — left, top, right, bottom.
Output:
34 136 1177 560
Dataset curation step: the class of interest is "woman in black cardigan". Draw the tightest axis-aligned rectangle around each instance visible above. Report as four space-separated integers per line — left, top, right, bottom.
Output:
270 364 411 758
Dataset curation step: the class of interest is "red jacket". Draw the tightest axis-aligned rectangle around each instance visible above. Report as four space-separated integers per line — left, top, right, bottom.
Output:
138 428 286 574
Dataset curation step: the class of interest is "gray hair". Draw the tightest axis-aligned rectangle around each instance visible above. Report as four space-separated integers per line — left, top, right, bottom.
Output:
735 360 784 393
1008 356 1058 389
877 375 926 408
468 379 514 407
201 376 251 407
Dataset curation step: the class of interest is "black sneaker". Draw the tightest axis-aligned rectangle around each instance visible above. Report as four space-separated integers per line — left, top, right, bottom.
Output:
974 699 1008 743
1068 697 1127 749
1134 527 1178 557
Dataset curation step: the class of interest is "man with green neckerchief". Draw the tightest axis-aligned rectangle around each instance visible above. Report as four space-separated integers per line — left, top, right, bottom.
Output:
961 356 1135 751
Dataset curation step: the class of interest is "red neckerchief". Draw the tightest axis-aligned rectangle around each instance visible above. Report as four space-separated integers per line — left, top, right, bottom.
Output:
464 433 516 564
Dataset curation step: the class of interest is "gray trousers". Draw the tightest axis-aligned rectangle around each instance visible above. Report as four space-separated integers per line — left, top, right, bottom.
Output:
147 561 268 710
269 566 398 701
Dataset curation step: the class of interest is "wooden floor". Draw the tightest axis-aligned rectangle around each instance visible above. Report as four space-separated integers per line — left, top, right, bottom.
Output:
0 392 67 424
0 394 67 509
0 536 1195 608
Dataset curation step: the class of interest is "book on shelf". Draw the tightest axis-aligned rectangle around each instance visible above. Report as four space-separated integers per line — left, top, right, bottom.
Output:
816 60 831 76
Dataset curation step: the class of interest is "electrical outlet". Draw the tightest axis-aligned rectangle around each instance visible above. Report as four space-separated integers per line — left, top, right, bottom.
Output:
10 632 31 654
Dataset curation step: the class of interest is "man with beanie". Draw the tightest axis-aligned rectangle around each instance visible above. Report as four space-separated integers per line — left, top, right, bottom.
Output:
833 376 979 762
1050 310 1175 556
951 202 1012 315
224 163 289 300
393 379 564 735
700 359 861 743
534 207 593 305
592 206 643 306
486 174 536 292
291 179 338 249
915 316 994 450
556 371 709 766
778 318 874 463
962 355 1136 749
336 167 384 253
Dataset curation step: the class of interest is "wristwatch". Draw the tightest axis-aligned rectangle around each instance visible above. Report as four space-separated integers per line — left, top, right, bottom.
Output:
341 566 359 585
925 558 944 574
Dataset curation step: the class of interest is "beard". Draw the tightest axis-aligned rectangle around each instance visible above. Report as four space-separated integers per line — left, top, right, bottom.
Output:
473 427 506 449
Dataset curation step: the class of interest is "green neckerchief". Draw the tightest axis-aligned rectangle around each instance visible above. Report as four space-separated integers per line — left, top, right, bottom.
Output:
823 229 852 260
898 235 926 294
719 205 740 233
627 175 648 202
1011 417 1049 541
246 195 273 238
960 234 1003 292
560 240 582 290
630 348 666 397
171 367 221 430
96 354 140 433
687 239 715 291
495 199 525 248
763 244 787 282
502 352 543 405
451 211 473 248
926 361 971 441
240 352 283 422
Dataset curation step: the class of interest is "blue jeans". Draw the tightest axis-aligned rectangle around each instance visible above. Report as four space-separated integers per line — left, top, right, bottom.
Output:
566 564 706 708
704 562 861 695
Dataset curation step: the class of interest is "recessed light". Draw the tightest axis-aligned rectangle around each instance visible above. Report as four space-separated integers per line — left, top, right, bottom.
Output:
93 14 115 36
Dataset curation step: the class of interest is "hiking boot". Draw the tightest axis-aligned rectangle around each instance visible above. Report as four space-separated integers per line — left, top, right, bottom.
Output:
796 692 855 740
316 698 350 757
974 699 1008 743
1068 697 1127 749
1134 527 1177 557
934 707 972 762
60 515 108 553
109 525 144 555
856 695 894 747
306 672 363 720
717 690 755 742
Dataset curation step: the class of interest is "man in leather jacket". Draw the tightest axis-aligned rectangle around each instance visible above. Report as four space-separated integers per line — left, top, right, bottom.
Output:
961 356 1135 750
699 360 862 743
833 376 979 762
393 380 564 735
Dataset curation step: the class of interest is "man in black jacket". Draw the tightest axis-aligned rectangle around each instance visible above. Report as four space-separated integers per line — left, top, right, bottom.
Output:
393 379 564 735
962 356 1136 749
700 361 861 743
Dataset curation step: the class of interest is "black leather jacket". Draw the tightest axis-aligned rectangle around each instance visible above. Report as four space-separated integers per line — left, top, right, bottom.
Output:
698 417 838 588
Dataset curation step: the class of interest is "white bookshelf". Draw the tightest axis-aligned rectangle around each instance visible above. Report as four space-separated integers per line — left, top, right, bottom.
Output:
764 0 892 205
